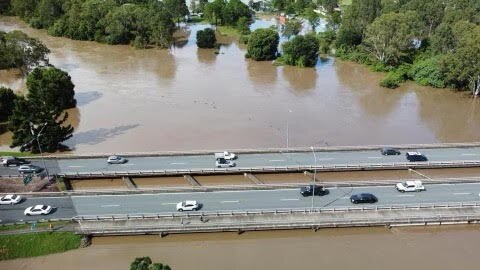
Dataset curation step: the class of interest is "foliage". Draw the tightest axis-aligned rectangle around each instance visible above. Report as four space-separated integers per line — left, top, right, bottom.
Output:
245 28 279 61
379 64 411 88
204 0 252 27
130 257 171 270
317 30 336 54
196 28 217 48
282 18 302 39
0 87 16 122
236 16 251 35
303 8 319 32
280 34 319 67
0 232 82 260
363 11 422 66
9 0 176 49
409 56 445 88
8 66 75 153
0 30 50 72
26 67 77 110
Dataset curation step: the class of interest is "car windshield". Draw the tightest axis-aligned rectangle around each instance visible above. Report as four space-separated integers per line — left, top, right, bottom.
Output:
41 205 48 210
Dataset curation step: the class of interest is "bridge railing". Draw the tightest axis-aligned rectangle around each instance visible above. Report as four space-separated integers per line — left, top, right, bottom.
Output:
58 160 480 178
72 201 480 221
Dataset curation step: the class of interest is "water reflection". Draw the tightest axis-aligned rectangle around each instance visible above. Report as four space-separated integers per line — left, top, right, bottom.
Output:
282 65 317 92
65 124 140 148
247 59 278 87
196 49 217 65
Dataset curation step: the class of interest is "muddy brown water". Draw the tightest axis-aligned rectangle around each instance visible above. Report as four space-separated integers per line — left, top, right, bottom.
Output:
1 16 479 154
2 226 480 269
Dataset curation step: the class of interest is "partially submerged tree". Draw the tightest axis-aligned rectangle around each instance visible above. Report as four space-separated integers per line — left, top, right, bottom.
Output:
281 34 319 67
245 28 279 61
0 30 50 72
196 28 217 48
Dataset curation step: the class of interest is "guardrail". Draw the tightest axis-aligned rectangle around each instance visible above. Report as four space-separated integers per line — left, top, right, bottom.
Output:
73 201 480 221
57 160 480 178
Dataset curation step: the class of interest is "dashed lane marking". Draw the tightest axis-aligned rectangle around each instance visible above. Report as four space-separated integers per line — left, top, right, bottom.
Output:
453 192 471 195
269 160 285 162
221 200 239 203
101 204 120 207
281 198 300 201
170 162 186 165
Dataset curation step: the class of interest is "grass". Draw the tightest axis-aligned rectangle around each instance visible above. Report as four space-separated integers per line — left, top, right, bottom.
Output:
0 221 73 232
0 151 37 157
0 232 82 260
339 0 352 5
216 26 242 38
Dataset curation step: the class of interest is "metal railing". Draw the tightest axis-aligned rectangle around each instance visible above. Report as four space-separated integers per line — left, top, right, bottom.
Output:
57 160 480 178
73 201 480 221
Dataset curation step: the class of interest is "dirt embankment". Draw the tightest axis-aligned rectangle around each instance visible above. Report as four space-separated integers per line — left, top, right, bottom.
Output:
0 177 58 193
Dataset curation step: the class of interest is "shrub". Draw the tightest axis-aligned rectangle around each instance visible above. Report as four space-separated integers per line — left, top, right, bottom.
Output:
280 34 319 67
245 28 279 61
196 28 216 48
409 57 446 88
380 64 411 89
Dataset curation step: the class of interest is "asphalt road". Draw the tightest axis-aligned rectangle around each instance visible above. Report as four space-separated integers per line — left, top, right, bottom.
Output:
0 196 75 224
2 147 479 176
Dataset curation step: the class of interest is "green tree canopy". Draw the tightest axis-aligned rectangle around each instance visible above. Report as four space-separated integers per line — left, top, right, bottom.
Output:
363 11 422 65
26 67 77 110
303 8 319 32
0 87 16 123
196 28 217 48
281 34 319 67
282 18 302 39
246 28 279 61
0 30 50 72
164 0 189 24
130 257 171 270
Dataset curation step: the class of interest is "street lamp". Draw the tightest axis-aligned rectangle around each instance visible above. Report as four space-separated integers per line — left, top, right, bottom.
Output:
286 109 292 151
310 146 317 210
29 122 50 179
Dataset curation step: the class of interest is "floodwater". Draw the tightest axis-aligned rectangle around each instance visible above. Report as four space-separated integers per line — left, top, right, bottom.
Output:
2 226 480 269
0 16 479 154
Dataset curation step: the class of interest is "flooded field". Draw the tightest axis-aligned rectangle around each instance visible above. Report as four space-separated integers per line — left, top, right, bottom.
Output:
1 16 479 154
2 225 480 270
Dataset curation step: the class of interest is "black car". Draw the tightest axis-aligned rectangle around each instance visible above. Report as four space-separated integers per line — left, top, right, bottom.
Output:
380 147 401 156
406 152 428 162
300 185 328 197
2 157 30 167
350 193 377 204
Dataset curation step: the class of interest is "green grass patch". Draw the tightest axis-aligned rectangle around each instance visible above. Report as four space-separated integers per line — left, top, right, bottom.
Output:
0 151 38 157
339 0 352 5
0 221 73 232
217 26 241 38
0 232 82 260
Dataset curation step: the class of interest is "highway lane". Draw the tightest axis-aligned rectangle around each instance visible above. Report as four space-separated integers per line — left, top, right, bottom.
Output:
71 182 480 216
1 147 479 176
57 146 480 174
0 196 75 224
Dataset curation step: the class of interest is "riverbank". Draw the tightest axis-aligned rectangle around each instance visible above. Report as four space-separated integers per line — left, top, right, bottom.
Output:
0 231 82 261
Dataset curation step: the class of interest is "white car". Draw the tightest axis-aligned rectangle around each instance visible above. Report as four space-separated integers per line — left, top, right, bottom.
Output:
396 180 426 192
215 158 236 168
107 155 128 164
0 194 23 205
214 151 237 160
24 205 53 216
176 200 200 212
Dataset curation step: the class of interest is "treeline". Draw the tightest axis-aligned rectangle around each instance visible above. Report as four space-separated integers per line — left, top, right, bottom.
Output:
204 0 252 28
2 0 192 48
329 0 480 94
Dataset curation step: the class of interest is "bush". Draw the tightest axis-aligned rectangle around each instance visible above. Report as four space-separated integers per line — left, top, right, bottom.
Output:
409 57 446 88
280 34 319 67
0 87 16 122
130 257 171 270
380 64 411 89
196 28 217 48
245 28 279 61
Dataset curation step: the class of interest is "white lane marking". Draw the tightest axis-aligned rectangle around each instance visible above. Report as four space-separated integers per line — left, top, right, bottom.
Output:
281 198 300 201
170 162 186 165
368 157 382 159
397 194 414 197
101 204 120 207
461 153 477 156
68 165 84 168
121 163 136 166
342 196 350 199
317 158 334 161
453 192 471 195
269 159 285 162
161 202 178 205
221 200 239 203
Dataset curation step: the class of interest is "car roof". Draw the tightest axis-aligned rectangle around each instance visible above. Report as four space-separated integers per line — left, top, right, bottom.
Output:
406 152 423 155
405 180 422 185
3 194 16 199
184 200 197 204
32 205 46 209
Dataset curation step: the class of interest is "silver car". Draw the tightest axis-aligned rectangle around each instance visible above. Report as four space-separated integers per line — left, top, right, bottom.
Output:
107 155 128 164
18 165 43 174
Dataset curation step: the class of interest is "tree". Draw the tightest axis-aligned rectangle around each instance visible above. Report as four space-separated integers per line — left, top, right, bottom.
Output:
335 0 382 47
196 28 216 48
164 0 189 25
282 18 302 39
204 0 226 25
363 11 422 66
281 34 319 67
402 0 445 36
440 23 480 97
303 8 319 32
0 30 50 72
0 87 16 122
246 28 279 61
223 0 251 26
26 67 77 110
130 257 171 270
236 17 251 35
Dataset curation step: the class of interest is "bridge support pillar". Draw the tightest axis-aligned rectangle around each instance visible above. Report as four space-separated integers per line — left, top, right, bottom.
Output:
244 173 263 185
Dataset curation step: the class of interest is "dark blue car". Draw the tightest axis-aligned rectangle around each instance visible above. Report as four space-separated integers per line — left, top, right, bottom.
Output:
350 193 377 204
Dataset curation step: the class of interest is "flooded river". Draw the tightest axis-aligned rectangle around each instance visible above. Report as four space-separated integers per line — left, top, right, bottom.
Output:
0 16 479 154
2 226 480 269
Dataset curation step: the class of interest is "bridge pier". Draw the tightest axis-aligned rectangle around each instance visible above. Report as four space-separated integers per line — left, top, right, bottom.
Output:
122 176 137 189
244 173 263 185
184 175 201 186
